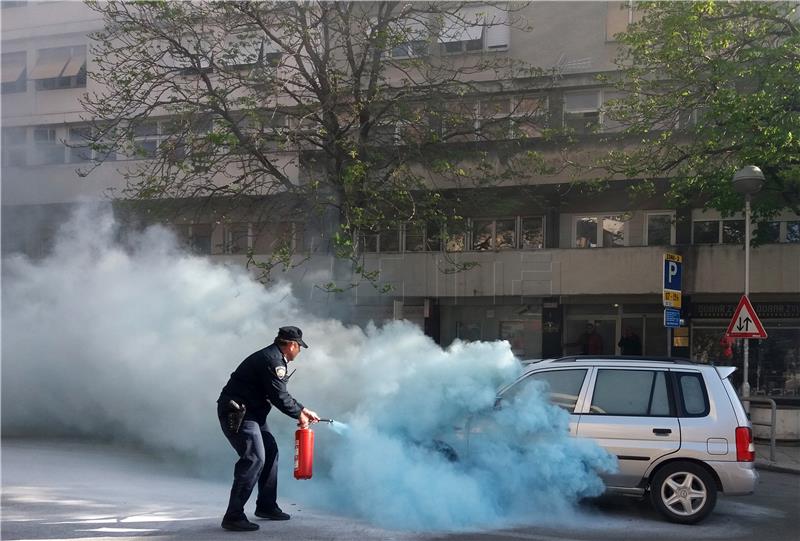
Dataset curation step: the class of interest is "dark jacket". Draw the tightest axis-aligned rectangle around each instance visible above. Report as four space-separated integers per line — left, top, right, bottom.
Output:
218 343 304 425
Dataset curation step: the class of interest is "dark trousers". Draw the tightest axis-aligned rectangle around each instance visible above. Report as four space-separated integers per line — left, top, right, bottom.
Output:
217 404 279 520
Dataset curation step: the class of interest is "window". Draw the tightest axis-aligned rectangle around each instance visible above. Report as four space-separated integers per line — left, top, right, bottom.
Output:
361 226 400 253
32 127 65 165
693 220 719 244
174 223 212 255
403 222 442 252
2 127 27 166
575 217 598 248
692 217 750 244
564 89 623 134
438 5 509 54
511 96 548 138
132 122 160 159
252 222 302 254
564 90 600 134
675 372 709 417
387 18 429 59
220 34 278 68
66 126 92 164
646 213 674 246
520 217 544 249
503 369 587 411
787 221 800 243
165 34 213 74
756 221 780 244
470 218 515 251
1 52 27 93
722 220 744 244
223 223 251 254
590 369 672 416
602 216 626 247
477 96 511 139
445 223 467 252
30 46 86 90
574 214 629 248
380 227 400 252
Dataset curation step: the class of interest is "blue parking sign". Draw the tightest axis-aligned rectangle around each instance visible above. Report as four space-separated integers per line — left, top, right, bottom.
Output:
663 256 682 290
663 253 683 308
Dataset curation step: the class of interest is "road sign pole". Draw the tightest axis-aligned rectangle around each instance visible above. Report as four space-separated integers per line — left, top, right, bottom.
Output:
667 327 672 357
742 194 751 400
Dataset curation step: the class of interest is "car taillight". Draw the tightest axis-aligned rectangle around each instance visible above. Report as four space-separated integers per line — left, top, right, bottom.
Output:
736 426 755 462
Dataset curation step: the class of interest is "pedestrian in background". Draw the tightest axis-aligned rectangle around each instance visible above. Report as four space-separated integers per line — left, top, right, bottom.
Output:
217 326 320 532
580 323 604 355
618 326 643 355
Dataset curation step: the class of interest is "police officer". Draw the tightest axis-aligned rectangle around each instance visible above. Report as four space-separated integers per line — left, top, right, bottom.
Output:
217 326 320 532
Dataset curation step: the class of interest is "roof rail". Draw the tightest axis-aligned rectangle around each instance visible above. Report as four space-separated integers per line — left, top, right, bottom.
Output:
519 358 551 366
552 355 696 364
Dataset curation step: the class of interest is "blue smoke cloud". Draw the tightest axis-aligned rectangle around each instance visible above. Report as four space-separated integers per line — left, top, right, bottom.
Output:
2 206 615 532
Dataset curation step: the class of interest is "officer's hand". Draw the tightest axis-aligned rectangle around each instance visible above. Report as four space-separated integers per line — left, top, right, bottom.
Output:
299 408 320 427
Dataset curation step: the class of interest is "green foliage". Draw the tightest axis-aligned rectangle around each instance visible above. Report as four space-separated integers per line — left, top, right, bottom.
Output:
603 1 800 220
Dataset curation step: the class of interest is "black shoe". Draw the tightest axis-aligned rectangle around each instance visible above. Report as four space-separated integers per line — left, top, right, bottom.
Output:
254 507 290 521
221 518 260 531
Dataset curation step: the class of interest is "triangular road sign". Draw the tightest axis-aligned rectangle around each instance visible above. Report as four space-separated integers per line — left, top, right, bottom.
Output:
725 295 768 339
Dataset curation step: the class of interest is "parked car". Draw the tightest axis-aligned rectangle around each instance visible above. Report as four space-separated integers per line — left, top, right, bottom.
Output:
460 356 758 524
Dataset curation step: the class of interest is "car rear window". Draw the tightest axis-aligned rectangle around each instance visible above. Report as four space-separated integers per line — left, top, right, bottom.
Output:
675 371 709 417
590 369 672 416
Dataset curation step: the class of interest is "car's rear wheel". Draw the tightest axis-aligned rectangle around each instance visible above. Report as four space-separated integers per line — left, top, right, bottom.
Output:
649 461 717 524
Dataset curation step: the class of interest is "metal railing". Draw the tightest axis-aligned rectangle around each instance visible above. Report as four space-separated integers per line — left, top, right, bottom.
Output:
742 397 777 462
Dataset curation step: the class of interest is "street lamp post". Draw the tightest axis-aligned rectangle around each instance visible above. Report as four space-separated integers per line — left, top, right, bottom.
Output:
731 165 765 400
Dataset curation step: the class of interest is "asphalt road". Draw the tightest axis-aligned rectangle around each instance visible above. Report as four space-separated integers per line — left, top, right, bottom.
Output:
2 440 797 541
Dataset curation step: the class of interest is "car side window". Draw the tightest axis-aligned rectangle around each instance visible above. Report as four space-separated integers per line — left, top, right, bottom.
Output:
590 369 672 416
675 371 709 417
503 369 587 411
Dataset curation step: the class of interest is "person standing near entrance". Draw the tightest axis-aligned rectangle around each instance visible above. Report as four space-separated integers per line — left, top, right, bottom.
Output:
217 326 320 532
580 323 604 355
618 326 643 355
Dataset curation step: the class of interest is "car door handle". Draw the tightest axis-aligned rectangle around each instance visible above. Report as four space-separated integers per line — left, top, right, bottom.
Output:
653 428 672 435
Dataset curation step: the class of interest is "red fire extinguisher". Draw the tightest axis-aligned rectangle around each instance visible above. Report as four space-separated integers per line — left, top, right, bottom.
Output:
294 427 314 480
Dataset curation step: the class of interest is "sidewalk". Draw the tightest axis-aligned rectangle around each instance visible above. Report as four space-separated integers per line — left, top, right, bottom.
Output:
755 441 800 475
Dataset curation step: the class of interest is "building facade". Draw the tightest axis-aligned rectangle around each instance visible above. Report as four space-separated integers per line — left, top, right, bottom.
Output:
2 1 799 398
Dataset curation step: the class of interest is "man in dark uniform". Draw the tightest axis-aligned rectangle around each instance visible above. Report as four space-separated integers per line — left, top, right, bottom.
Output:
217 326 320 532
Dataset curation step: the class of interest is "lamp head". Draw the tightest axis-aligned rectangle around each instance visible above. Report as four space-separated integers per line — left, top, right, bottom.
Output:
732 165 765 195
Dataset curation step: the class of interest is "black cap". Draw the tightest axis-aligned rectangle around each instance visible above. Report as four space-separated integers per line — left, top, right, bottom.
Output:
277 326 308 348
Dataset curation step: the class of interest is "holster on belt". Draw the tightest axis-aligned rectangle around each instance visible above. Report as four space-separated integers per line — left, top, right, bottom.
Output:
225 400 246 433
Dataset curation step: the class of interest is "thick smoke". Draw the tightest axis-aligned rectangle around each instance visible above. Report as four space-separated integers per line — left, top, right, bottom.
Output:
2 206 615 531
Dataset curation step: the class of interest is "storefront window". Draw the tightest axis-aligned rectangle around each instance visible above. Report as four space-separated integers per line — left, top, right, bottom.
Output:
692 324 800 397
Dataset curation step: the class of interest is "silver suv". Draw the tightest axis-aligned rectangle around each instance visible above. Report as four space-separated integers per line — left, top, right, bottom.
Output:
494 356 758 524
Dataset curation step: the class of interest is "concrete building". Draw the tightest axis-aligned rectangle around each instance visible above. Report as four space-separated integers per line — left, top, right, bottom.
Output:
2 1 799 398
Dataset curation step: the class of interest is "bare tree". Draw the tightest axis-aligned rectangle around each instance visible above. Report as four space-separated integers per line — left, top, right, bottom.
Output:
82 1 552 289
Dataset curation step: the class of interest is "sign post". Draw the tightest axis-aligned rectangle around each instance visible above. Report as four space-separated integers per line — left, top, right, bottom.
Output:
663 253 683 356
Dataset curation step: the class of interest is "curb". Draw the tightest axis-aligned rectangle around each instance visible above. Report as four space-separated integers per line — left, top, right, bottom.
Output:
755 461 800 475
